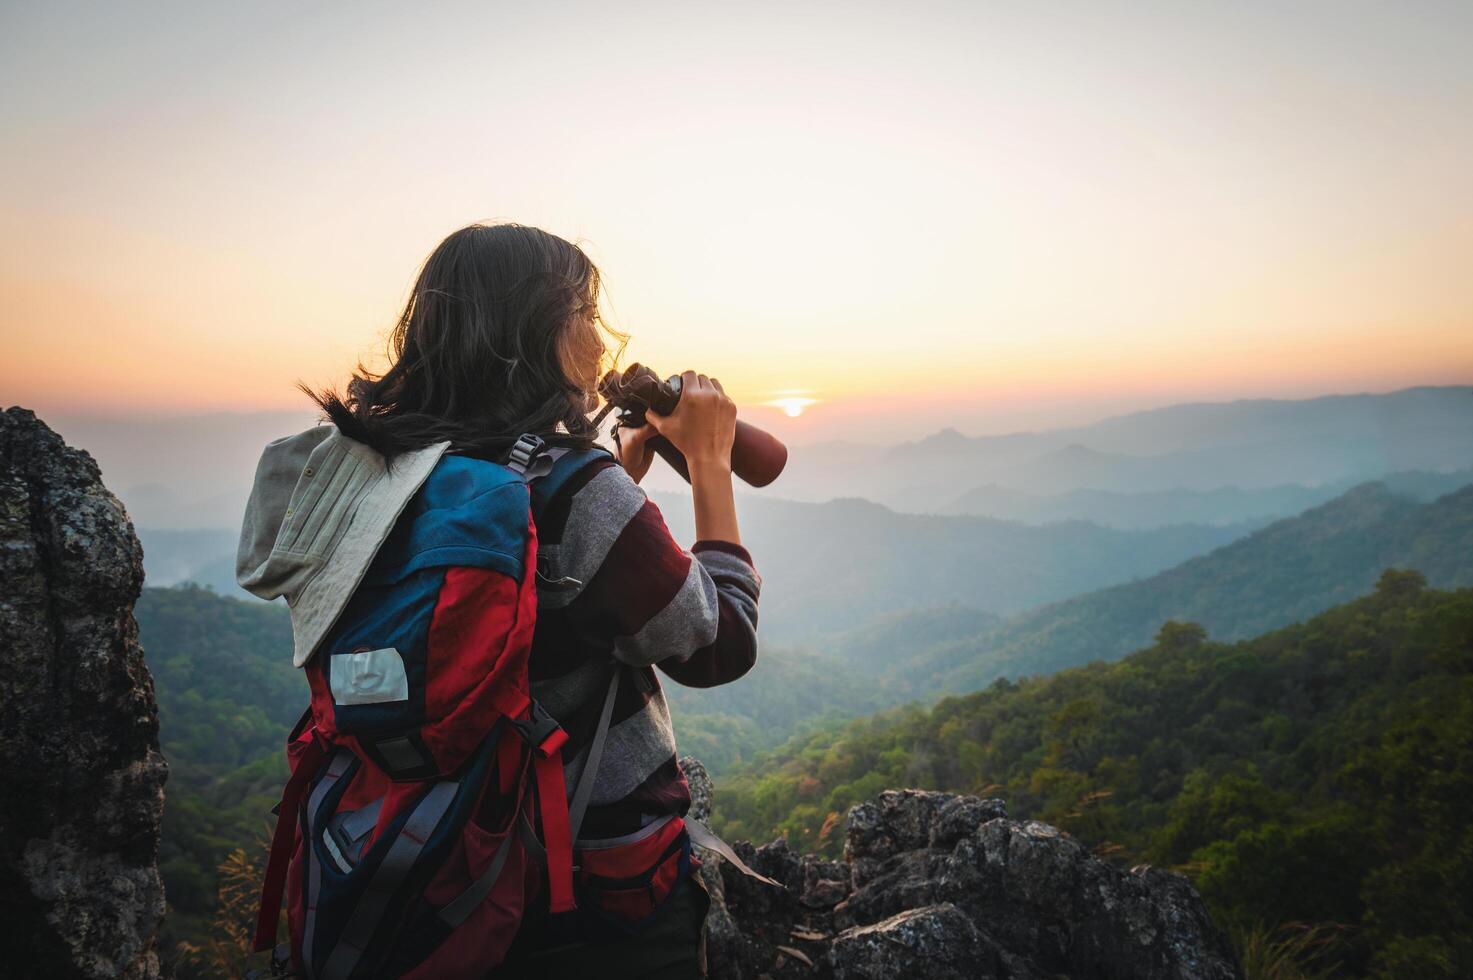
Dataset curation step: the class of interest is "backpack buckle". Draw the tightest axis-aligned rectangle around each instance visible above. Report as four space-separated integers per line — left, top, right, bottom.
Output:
506 433 548 475
512 700 569 756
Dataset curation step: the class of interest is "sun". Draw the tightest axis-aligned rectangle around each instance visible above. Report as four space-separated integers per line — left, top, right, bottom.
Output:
766 396 819 418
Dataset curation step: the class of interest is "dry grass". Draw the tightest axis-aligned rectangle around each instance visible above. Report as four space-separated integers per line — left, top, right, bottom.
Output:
1236 921 1348 980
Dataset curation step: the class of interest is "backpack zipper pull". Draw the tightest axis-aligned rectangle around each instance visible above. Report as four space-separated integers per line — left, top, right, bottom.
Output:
536 557 582 592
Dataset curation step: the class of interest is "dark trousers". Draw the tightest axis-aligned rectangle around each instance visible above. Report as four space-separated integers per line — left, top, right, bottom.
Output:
489 874 711 979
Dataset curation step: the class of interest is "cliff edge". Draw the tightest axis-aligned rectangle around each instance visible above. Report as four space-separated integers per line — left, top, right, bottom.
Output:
0 408 168 979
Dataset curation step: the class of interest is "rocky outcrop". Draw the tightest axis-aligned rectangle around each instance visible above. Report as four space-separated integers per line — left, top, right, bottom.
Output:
1 409 168 979
682 759 1241 980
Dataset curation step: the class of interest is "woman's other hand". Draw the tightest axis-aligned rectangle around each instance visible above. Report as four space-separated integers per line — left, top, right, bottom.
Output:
647 371 736 470
615 422 658 484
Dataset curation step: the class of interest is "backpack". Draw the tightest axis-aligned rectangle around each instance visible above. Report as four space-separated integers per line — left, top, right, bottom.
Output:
252 435 657 979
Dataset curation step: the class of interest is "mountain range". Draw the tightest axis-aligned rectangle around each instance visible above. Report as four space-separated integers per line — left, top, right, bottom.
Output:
654 494 1258 639
136 496 1260 641
45 385 1473 532
939 468 1473 528
872 480 1473 696
773 385 1473 510
665 478 1473 761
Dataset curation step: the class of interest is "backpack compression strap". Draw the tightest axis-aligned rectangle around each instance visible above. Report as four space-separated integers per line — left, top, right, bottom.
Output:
254 732 328 952
685 817 784 889
533 747 577 913
514 671 784 894
516 667 620 915
568 667 620 844
513 668 619 859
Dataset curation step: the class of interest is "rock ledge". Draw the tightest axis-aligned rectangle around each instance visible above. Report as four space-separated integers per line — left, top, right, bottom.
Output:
682 760 1241 980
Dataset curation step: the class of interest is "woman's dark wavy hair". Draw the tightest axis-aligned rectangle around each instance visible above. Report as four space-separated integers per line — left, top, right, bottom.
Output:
303 223 623 462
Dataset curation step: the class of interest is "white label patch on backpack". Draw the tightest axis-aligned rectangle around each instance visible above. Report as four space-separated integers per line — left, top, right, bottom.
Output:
331 647 410 705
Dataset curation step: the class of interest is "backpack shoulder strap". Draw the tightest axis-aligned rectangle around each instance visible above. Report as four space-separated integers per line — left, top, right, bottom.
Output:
528 445 616 518
525 446 615 595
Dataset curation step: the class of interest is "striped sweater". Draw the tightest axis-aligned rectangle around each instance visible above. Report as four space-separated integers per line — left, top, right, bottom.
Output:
529 453 761 840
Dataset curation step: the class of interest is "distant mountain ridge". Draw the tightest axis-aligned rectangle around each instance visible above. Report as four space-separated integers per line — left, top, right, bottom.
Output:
880 479 1473 695
46 384 1473 525
775 385 1473 508
137 494 1262 633
888 384 1473 458
654 491 1259 640
941 469 1473 528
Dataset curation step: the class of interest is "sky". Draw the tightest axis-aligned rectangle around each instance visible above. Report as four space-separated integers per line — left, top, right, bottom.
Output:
2 0 1471 443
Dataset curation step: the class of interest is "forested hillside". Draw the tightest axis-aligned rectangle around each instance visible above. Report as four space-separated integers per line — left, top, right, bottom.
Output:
862 481 1473 695
664 647 890 770
712 573 1473 977
136 587 296 941
135 477 1473 969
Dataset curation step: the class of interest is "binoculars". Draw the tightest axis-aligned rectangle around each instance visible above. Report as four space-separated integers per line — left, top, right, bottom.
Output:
596 364 788 487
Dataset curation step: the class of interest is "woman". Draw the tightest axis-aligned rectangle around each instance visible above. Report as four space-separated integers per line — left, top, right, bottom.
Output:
303 223 758 977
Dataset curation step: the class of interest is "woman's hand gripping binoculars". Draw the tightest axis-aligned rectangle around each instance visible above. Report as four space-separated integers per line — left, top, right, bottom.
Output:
595 363 788 487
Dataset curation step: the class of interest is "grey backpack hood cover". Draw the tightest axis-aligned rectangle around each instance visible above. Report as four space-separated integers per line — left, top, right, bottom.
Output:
236 426 449 667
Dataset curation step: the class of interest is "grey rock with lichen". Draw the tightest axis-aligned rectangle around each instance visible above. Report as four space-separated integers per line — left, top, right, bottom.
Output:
829 903 994 980
1 408 168 979
679 761 1240 980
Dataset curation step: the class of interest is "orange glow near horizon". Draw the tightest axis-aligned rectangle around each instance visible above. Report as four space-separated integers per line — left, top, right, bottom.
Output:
2 3 1472 441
